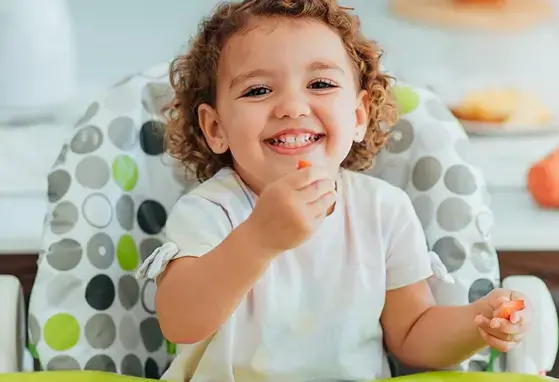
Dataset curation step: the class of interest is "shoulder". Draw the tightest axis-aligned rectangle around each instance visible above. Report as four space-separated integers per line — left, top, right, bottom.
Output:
167 167 253 232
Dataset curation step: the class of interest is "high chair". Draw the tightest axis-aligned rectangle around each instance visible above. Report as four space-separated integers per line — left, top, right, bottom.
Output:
0 63 556 381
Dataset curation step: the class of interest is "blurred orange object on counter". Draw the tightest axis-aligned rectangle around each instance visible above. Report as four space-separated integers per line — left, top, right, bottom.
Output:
453 0 506 5
527 149 559 208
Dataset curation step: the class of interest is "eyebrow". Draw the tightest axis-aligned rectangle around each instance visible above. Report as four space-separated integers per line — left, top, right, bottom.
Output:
229 61 346 90
229 69 273 90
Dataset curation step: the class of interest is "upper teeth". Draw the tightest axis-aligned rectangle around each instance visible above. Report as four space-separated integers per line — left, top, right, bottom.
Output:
275 134 313 143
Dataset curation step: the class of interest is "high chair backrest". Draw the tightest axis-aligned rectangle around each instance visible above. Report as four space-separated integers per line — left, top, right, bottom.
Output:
28 63 499 378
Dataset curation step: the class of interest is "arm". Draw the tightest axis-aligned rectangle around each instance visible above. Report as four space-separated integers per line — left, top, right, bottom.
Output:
381 280 490 369
156 221 274 344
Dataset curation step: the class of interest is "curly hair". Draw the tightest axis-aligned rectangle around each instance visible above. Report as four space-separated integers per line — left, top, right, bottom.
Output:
165 0 397 182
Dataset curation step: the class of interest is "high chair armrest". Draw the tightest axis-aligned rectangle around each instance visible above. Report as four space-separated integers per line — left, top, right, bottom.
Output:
0 275 25 373
502 275 558 375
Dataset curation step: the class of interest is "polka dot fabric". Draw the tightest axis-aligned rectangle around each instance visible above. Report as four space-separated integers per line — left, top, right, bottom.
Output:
28 63 199 378
28 64 499 377
368 84 500 372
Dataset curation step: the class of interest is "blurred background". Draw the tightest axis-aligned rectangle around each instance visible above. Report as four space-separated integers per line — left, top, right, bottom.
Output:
1 0 559 377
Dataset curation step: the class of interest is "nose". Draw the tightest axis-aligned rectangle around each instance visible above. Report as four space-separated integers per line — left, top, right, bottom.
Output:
273 89 311 119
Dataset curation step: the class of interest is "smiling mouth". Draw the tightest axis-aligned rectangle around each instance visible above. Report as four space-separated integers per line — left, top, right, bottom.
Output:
265 133 325 148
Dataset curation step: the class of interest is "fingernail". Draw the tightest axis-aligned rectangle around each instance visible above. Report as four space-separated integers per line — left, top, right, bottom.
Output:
490 320 499 329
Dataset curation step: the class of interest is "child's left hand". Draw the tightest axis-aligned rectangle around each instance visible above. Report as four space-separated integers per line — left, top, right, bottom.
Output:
474 288 533 352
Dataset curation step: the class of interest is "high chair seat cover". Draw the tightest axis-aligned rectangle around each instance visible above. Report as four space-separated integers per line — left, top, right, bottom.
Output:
28 63 499 378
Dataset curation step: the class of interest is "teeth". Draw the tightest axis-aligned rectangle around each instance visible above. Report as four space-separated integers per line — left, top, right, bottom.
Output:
268 133 321 147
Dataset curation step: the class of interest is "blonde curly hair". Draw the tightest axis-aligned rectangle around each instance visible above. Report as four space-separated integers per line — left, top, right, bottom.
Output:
166 0 397 182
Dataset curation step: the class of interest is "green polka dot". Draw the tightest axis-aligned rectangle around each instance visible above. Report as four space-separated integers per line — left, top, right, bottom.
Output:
27 343 39 359
43 313 80 351
166 340 176 355
117 234 139 271
112 155 138 191
393 86 420 115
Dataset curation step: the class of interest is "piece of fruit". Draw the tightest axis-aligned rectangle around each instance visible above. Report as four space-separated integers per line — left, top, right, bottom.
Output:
297 160 312 169
494 300 525 320
527 148 559 209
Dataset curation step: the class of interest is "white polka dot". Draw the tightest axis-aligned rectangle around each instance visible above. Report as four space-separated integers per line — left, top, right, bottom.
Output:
82 193 113 228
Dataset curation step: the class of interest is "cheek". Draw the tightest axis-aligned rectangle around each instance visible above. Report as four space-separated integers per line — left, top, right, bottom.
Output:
222 105 267 145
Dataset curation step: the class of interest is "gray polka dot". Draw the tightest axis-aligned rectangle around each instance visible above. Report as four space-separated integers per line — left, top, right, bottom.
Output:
108 117 137 150
47 170 71 203
377 158 410 189
468 278 495 303
50 201 79 234
119 275 140 310
116 195 135 230
412 156 443 191
142 82 173 118
412 195 434 228
141 279 156 314
28 314 41 345
426 98 455 121
46 273 82 306
76 156 110 189
120 315 140 350
46 355 80 370
471 242 497 273
85 354 117 373
444 165 477 195
140 238 163 262
432 237 466 272
46 238 82 271
71 125 103 154
437 197 473 232
75 102 99 127
85 313 116 349
82 193 113 228
121 354 143 377
386 119 414 154
53 144 69 167
140 317 164 352
87 233 115 270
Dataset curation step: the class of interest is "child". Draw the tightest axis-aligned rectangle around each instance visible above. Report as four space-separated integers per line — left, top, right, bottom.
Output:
137 0 532 380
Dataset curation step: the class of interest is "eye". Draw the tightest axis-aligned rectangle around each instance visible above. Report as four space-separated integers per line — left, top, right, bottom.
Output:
308 79 337 90
242 86 271 97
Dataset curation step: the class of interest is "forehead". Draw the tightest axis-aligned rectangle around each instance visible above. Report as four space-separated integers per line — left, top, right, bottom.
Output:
218 16 354 80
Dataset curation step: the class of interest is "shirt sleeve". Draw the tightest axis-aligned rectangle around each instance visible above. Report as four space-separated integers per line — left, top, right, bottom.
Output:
135 194 232 280
385 190 433 290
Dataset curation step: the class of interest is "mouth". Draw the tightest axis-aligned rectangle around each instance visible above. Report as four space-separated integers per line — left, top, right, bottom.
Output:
264 133 325 148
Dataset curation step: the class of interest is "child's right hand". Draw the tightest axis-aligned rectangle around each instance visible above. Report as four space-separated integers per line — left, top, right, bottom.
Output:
245 166 336 256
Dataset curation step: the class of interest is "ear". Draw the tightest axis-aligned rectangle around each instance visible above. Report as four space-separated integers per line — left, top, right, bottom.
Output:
198 103 229 154
354 89 369 143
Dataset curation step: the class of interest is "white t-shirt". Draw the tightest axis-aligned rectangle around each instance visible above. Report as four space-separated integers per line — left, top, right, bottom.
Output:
137 167 434 382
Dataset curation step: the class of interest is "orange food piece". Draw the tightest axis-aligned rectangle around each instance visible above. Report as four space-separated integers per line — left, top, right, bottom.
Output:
297 160 312 169
494 300 525 320
527 149 559 208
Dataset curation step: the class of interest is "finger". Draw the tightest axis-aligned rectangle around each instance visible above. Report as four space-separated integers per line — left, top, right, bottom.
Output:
297 179 336 203
288 167 333 190
510 310 527 326
476 316 520 342
478 328 517 352
308 191 337 218
488 318 521 335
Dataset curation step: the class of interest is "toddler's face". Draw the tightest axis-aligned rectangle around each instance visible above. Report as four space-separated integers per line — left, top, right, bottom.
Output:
198 17 368 193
